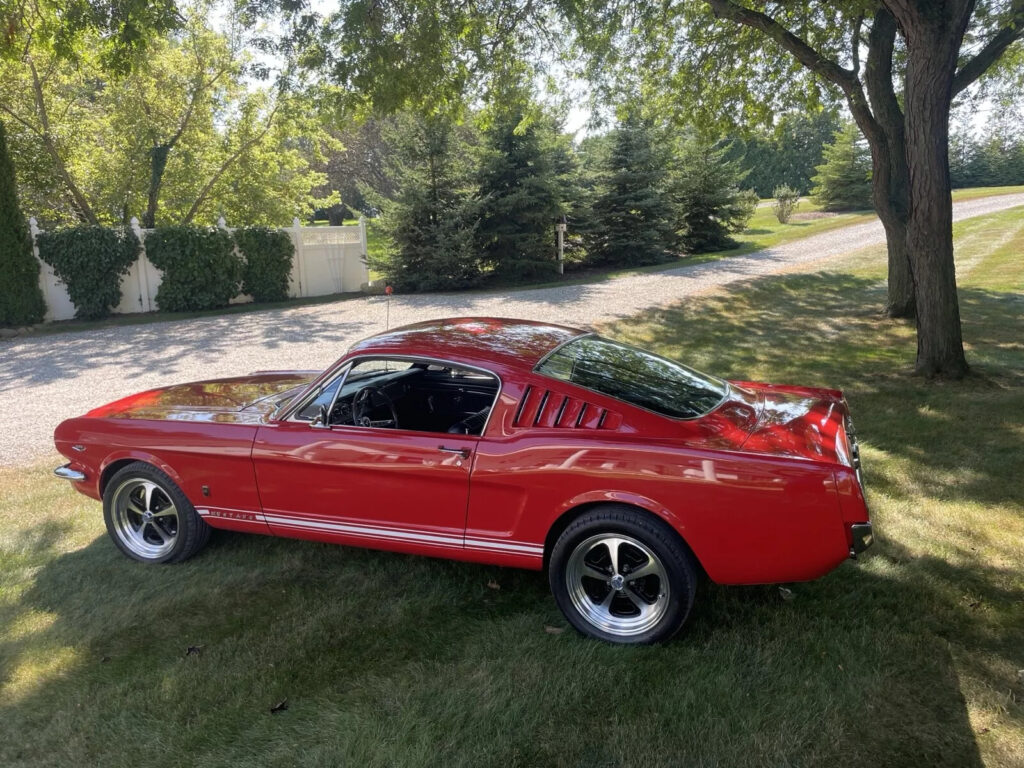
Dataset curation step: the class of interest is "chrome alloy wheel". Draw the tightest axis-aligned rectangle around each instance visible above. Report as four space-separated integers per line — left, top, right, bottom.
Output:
565 533 670 638
110 478 180 559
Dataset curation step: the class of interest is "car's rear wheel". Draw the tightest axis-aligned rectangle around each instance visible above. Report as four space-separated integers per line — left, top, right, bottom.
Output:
103 462 210 563
549 505 698 644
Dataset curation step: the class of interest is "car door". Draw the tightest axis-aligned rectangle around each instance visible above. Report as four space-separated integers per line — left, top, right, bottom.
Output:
250 359 482 555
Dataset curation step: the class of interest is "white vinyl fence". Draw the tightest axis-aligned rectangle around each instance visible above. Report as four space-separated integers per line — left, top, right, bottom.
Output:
30 216 370 322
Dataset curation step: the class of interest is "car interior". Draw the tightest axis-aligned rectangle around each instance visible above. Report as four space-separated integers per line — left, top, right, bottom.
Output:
294 359 499 436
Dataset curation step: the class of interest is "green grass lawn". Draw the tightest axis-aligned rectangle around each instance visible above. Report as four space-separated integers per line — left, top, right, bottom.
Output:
2 209 1023 767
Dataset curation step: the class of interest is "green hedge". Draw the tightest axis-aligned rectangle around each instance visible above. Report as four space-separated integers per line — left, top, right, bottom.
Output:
235 227 294 302
37 227 140 319
146 226 242 312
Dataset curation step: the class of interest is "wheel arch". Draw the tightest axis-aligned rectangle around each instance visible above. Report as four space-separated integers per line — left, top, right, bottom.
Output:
542 496 708 580
98 452 184 497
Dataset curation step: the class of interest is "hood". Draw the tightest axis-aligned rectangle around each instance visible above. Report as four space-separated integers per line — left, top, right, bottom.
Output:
85 371 319 423
734 381 851 465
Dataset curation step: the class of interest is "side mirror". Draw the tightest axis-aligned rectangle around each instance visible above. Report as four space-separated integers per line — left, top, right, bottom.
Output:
311 404 330 429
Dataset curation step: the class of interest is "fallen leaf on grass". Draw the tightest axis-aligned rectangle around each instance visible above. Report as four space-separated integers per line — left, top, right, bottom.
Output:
778 587 795 601
185 645 204 657
486 580 500 590
544 625 565 635
270 699 289 714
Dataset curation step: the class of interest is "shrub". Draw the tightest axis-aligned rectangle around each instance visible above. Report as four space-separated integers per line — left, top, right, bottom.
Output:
772 185 801 223
235 227 294 302
145 226 241 312
0 119 45 327
36 227 140 319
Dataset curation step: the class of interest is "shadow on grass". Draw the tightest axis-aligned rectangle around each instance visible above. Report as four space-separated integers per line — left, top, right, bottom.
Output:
4 268 1022 765
0 517 997 766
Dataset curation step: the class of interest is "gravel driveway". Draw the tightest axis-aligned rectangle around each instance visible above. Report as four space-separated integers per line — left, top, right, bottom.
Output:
3 193 1022 467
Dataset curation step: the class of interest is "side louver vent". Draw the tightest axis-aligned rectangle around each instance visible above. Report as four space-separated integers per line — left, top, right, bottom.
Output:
513 385 621 430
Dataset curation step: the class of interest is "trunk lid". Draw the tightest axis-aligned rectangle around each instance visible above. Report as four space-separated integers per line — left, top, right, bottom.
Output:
733 381 853 466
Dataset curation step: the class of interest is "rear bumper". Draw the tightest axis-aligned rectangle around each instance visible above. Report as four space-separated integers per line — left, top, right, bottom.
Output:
54 463 87 482
849 522 873 558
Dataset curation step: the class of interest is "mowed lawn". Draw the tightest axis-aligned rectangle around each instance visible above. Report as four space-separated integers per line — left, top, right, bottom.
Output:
2 209 1023 767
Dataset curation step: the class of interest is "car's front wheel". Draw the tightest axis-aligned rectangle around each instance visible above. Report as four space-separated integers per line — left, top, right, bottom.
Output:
103 462 210 563
549 505 698 644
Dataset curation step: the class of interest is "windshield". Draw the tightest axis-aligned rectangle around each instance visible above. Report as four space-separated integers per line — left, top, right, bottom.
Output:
535 336 728 419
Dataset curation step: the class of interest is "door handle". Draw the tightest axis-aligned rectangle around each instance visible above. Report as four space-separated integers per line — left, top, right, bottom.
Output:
438 446 471 460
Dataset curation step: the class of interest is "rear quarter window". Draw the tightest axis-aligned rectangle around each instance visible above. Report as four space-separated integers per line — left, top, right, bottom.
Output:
536 336 728 419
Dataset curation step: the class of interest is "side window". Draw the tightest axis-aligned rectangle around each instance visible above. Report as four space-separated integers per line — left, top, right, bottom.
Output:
316 358 500 435
294 376 343 421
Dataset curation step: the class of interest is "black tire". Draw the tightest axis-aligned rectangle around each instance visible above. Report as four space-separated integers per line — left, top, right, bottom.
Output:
102 461 210 564
548 505 699 645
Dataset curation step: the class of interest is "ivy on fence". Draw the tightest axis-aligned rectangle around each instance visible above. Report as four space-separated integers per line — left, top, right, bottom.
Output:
145 226 241 312
37 226 140 320
235 227 294 303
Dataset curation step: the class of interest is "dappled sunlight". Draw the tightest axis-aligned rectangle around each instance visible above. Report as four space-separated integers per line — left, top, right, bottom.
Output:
2 645 80 706
2 210 1023 765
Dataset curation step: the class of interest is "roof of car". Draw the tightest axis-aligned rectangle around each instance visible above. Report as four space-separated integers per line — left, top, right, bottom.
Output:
349 317 586 373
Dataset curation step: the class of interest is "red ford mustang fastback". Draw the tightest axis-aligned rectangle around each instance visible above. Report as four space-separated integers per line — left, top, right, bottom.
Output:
54 317 871 644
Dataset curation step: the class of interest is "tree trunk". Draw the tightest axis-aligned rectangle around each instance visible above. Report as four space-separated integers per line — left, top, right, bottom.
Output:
863 7 914 319
877 196 915 318
863 132 915 319
143 144 171 229
901 12 969 378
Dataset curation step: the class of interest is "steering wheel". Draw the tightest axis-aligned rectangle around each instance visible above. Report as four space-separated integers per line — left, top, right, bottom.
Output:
352 385 399 429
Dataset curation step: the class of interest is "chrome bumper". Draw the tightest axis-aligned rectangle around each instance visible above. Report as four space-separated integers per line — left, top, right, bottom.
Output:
54 464 86 482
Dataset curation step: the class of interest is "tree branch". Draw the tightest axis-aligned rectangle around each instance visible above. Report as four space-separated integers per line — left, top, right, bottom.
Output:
952 0 1024 95
0 102 40 134
181 103 280 224
851 13 864 77
706 0 860 93
27 56 97 224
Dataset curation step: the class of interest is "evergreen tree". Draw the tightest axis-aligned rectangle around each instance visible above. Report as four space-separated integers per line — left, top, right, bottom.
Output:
588 112 675 267
0 120 45 327
475 104 561 280
739 110 841 197
374 114 479 292
811 122 873 211
671 137 757 254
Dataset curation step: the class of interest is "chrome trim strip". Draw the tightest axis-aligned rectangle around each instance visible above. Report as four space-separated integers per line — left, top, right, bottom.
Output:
54 464 86 482
532 330 595 371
